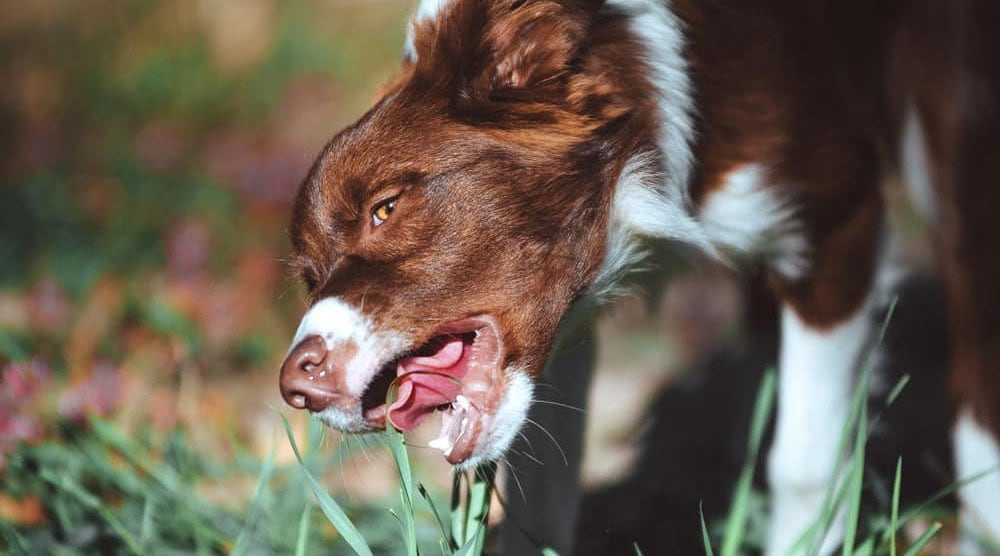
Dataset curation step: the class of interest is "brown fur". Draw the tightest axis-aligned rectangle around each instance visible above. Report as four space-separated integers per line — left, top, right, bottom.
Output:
288 0 1000 441
896 0 1000 434
290 0 662 377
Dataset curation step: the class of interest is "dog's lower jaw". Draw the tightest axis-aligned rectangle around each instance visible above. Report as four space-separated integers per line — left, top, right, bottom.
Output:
440 369 534 471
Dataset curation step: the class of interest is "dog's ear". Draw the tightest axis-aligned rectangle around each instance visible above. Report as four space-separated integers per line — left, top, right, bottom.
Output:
410 0 601 104
474 0 592 93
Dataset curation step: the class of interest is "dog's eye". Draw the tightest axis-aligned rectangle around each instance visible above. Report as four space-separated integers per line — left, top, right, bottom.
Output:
372 197 397 226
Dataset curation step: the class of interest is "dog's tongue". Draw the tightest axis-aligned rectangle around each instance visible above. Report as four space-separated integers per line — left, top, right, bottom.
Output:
388 337 468 431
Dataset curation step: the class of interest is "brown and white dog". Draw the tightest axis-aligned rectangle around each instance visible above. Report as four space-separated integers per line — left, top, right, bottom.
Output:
278 0 1000 553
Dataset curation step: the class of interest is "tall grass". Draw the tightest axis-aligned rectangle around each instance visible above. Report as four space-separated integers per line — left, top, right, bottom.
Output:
277 419 497 556
2 385 993 556
8 298 1000 555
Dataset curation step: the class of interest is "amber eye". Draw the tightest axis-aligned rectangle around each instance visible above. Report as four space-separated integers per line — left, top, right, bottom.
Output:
372 197 397 226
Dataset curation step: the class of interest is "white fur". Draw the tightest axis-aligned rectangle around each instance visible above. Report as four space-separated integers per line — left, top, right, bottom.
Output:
457 369 534 470
591 0 703 297
954 408 1000 554
593 152 712 297
767 300 873 556
597 159 810 298
609 0 696 205
290 297 409 397
290 297 366 352
900 102 937 223
699 164 809 280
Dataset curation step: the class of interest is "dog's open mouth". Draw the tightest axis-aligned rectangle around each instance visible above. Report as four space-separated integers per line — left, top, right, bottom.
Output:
360 316 504 464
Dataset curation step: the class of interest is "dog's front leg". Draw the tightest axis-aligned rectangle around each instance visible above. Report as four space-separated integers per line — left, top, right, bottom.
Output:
765 192 883 555
767 298 873 555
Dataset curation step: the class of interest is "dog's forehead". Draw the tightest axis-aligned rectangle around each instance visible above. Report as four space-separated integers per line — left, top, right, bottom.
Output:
320 103 463 175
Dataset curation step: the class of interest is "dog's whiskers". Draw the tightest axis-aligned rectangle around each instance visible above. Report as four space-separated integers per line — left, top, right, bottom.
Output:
524 417 568 466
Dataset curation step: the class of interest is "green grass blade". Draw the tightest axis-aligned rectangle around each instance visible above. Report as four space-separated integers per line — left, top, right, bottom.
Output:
420 483 457 551
453 530 484 556
385 427 419 556
842 401 868 556
231 447 277 555
450 465 496 555
39 469 144 555
889 457 902 556
747 370 778 456
807 394 865 555
721 368 776 556
295 503 313 556
893 465 1000 530
451 471 466 545
878 298 899 343
701 502 716 556
784 447 864 556
853 536 875 556
901 522 942 556
465 465 496 555
885 375 911 408
140 494 155 550
280 414 374 556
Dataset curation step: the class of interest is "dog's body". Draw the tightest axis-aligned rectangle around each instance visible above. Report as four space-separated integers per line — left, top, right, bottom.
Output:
278 0 1000 553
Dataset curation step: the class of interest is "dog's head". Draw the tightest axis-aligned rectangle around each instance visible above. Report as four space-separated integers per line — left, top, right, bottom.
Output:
279 0 692 468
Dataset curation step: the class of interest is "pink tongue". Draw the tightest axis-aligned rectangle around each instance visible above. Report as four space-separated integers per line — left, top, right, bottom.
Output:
388 337 469 431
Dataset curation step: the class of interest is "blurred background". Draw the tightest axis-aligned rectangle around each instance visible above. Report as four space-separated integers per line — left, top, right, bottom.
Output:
0 1 951 554
0 0 414 455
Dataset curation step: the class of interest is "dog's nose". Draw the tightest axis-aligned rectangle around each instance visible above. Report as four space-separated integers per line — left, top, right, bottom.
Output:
279 335 342 412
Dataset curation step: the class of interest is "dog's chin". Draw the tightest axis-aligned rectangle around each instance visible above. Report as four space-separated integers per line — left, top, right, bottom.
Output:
312 407 379 434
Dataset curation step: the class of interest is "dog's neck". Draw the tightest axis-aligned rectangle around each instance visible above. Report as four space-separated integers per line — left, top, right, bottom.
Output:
590 0 716 296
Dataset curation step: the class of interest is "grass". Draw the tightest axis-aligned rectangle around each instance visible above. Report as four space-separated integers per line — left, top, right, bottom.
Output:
3 294 996 555
274 414 498 556
4 362 998 555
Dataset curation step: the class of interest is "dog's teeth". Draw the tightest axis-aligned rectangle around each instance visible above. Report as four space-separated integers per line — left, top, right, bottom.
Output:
428 435 453 456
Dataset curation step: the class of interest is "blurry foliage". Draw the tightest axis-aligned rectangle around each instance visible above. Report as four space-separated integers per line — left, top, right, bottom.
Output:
1 0 408 294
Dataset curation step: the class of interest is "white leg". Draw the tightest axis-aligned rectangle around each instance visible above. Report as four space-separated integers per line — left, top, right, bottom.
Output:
955 408 1000 555
766 301 872 556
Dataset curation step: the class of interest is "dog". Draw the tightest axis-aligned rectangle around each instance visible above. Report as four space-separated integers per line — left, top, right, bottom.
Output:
277 0 1000 553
